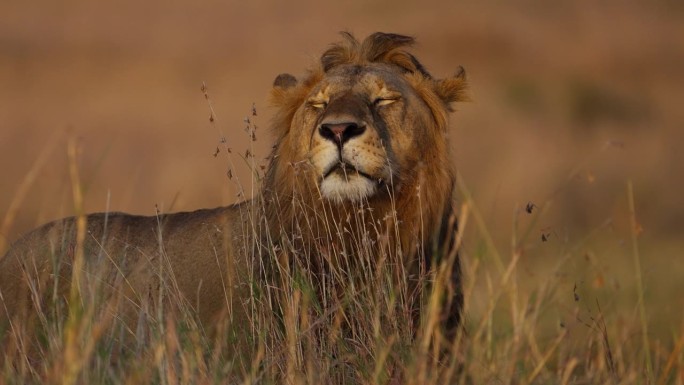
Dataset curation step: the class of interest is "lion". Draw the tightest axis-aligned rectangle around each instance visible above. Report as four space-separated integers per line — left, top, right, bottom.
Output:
0 32 467 355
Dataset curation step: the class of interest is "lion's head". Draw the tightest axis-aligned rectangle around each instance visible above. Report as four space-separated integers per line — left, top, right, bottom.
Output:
264 32 466 234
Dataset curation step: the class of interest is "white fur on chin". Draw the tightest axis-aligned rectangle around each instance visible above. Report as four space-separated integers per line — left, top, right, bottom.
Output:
320 174 376 203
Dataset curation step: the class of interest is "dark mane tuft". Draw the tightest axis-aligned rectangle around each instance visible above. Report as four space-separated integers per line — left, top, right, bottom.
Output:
320 32 432 78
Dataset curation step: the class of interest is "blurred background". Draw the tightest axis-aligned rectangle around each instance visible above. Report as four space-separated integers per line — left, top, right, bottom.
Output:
1 0 682 337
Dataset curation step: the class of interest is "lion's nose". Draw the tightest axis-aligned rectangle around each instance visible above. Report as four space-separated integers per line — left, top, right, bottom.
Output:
319 122 366 146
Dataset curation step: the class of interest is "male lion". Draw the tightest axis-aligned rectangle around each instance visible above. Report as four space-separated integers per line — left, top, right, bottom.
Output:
0 32 467 353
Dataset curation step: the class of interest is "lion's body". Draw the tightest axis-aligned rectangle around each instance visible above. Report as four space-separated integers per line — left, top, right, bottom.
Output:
0 32 466 350
0 205 252 329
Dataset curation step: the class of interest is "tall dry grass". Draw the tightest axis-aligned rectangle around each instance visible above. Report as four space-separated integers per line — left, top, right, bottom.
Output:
1 107 682 384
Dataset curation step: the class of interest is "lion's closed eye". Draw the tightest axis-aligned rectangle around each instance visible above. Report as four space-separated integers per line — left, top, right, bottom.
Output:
308 100 328 109
373 96 400 107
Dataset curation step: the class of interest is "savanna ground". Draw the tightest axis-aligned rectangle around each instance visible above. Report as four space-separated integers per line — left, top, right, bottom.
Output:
1 0 683 383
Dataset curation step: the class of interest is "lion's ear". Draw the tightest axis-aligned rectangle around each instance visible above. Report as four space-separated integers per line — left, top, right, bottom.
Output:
273 73 298 90
271 73 299 108
434 66 468 107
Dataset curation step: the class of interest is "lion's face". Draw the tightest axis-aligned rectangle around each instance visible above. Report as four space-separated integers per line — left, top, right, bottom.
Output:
267 32 466 209
287 64 434 203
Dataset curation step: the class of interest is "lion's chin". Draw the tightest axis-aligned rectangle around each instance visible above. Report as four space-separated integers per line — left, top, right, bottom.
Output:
320 174 377 203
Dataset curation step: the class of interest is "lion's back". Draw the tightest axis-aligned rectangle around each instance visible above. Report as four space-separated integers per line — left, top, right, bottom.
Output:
0 205 247 325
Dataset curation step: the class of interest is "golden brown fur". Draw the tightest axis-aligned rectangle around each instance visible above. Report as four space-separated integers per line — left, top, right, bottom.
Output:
0 32 467 349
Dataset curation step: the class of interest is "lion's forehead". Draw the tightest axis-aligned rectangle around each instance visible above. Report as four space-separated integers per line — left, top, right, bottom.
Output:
314 65 410 100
